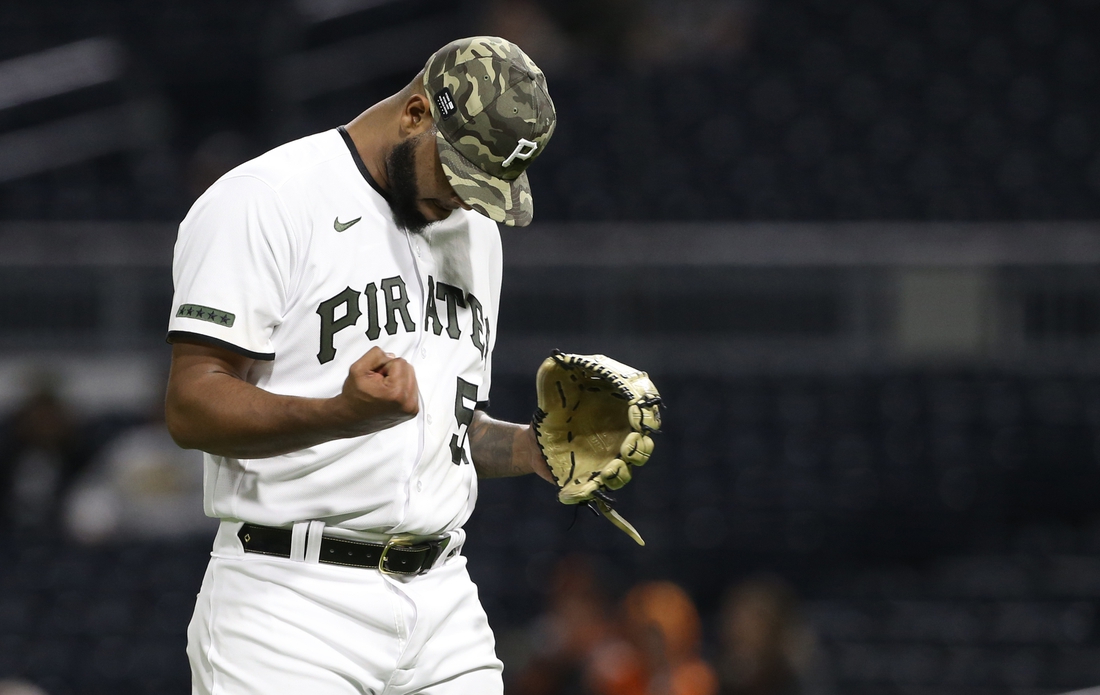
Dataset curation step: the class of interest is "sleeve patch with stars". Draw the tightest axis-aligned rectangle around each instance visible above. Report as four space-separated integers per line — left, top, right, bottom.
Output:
176 303 236 327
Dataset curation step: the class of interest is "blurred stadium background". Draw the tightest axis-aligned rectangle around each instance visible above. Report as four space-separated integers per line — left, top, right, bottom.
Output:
1 0 1100 693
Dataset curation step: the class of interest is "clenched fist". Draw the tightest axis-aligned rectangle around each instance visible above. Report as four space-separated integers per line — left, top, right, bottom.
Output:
333 347 420 436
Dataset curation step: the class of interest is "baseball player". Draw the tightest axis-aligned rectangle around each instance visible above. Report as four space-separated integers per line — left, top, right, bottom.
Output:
163 37 556 694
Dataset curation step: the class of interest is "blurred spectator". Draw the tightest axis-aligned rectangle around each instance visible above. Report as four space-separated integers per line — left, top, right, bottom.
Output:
625 0 754 67
481 0 574 72
717 577 830 695
513 563 717 695
0 681 48 695
513 555 618 695
0 375 90 533
484 0 752 72
589 581 718 695
62 389 214 544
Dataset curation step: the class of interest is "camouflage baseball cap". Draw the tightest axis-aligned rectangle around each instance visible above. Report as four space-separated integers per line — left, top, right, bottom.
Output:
423 36 556 227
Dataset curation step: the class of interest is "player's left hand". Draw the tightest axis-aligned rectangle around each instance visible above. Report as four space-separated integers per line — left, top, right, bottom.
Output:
532 351 662 545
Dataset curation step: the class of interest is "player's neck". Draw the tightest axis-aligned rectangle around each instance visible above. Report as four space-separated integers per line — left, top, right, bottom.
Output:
343 101 400 192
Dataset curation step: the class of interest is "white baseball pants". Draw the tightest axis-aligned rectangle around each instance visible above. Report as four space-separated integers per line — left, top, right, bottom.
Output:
186 521 503 695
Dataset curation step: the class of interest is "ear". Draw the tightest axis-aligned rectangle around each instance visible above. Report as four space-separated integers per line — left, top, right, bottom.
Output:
400 93 434 137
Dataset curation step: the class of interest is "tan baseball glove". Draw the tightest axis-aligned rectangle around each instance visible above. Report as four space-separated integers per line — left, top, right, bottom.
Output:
532 351 662 546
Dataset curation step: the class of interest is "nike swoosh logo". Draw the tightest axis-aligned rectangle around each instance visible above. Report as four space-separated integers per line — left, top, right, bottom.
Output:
334 216 361 232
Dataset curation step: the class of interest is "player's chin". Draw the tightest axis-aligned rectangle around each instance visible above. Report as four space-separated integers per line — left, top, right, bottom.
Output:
421 201 455 222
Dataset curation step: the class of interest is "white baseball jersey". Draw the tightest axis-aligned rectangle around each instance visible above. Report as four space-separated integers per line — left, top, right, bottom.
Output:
167 127 502 537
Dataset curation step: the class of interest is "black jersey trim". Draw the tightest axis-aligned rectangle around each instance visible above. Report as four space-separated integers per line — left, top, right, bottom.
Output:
338 126 390 201
475 400 490 411
166 331 276 361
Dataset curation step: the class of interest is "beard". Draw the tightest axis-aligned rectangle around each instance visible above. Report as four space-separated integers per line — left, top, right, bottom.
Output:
385 134 434 235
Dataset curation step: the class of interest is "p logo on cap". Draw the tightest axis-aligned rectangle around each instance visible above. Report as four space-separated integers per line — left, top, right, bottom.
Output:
423 36 556 227
502 139 539 167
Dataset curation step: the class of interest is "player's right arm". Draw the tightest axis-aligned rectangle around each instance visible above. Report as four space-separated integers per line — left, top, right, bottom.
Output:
165 341 418 459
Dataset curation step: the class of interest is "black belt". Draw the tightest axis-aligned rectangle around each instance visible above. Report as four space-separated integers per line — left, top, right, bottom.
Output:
237 523 450 575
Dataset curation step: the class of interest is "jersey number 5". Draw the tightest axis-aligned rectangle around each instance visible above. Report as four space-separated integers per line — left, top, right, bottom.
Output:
450 377 478 465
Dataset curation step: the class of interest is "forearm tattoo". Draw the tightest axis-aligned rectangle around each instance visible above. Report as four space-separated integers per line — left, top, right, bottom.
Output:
468 412 531 478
